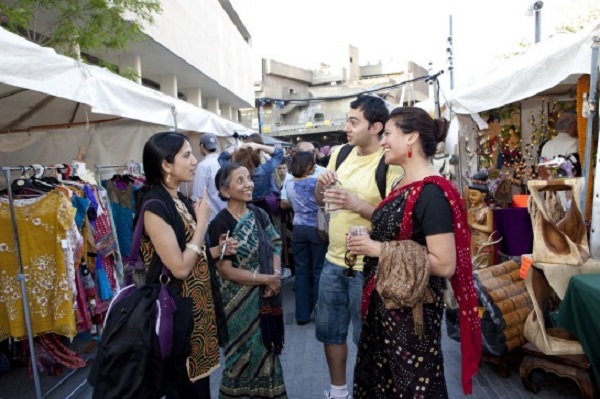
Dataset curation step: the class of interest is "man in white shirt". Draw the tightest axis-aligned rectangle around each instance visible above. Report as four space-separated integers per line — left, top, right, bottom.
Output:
540 112 579 211
541 112 578 159
192 133 226 221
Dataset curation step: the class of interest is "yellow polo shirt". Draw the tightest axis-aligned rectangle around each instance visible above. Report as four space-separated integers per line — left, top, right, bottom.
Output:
325 146 402 270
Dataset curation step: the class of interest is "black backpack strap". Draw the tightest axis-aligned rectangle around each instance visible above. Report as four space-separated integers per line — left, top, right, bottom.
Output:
335 144 388 199
375 156 389 200
334 144 354 170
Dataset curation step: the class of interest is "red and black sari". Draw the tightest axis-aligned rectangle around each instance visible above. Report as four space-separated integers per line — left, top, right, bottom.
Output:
354 176 481 398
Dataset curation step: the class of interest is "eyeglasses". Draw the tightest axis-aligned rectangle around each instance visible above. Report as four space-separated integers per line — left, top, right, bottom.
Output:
344 250 357 278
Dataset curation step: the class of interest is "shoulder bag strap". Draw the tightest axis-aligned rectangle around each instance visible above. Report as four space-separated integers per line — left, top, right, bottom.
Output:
130 198 170 276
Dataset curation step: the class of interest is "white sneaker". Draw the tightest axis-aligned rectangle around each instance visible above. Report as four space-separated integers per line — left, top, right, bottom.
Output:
281 267 292 279
324 389 351 399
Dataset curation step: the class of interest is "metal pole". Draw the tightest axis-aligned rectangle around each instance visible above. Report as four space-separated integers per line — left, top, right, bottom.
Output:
535 10 542 43
449 15 455 90
580 39 600 216
257 100 263 134
1 166 43 399
434 79 441 119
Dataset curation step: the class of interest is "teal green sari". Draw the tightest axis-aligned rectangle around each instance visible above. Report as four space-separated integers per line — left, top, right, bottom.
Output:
217 208 287 399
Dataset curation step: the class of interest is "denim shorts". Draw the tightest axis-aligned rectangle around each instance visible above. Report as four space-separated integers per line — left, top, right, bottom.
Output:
315 259 364 345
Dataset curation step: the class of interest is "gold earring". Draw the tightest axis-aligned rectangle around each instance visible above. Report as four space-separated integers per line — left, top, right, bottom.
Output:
166 173 171 184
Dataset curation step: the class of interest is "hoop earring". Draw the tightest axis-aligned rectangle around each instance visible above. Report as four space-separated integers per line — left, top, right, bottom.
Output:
408 146 413 159
166 173 171 184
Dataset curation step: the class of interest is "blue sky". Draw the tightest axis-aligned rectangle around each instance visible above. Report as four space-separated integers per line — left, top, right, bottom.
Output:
232 0 584 90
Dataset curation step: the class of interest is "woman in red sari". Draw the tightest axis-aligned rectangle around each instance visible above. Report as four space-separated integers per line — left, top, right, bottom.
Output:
348 107 481 398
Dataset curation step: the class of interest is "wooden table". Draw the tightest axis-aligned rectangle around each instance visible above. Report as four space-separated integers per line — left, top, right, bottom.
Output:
520 342 596 398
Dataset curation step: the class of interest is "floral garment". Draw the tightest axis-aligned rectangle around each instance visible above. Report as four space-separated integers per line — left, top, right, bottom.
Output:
0 191 77 341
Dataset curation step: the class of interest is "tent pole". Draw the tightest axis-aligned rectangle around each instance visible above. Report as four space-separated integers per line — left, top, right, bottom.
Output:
257 100 263 134
586 37 600 259
580 38 600 216
1 166 43 399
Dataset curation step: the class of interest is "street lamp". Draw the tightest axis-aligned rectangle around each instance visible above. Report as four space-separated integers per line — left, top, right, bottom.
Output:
525 1 544 43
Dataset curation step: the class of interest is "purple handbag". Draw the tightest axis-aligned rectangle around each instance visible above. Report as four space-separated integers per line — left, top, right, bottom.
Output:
113 199 177 359
265 191 282 216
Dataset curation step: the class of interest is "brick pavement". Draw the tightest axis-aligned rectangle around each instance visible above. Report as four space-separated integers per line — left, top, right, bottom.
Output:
0 277 583 398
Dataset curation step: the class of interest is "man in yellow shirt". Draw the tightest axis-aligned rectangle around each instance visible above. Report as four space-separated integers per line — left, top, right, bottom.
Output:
314 95 402 399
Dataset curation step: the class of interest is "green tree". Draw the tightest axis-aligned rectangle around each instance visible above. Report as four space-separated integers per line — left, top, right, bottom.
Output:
0 0 162 59
556 9 600 33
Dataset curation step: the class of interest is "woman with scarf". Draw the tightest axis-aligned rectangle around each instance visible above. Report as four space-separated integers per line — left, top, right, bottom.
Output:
348 107 482 398
138 132 233 398
209 163 287 398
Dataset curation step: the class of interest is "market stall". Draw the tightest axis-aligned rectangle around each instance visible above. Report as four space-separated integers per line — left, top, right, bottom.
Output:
447 22 600 259
0 26 257 398
446 24 600 396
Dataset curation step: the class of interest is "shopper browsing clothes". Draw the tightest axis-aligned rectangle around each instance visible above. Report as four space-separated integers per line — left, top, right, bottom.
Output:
137 132 221 398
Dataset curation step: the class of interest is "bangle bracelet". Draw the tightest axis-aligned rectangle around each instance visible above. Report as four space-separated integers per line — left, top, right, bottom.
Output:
253 270 257 281
186 243 204 257
274 270 282 276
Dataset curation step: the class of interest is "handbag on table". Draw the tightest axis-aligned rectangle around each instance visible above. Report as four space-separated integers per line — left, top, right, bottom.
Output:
527 178 589 266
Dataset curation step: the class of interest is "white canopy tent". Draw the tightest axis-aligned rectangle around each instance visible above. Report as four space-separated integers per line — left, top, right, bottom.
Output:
446 23 600 259
0 27 256 168
449 24 599 116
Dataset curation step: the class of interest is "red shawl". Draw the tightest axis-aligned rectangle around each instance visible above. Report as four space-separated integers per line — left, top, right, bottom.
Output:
362 175 482 395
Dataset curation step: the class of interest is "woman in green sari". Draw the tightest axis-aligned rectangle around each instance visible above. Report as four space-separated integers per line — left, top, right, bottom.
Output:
208 163 287 399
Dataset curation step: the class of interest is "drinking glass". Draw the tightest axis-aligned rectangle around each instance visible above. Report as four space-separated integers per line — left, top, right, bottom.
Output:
344 225 369 278
324 180 343 212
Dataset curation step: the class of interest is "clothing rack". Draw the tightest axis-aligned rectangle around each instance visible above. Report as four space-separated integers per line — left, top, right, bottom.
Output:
1 166 43 399
2 165 99 399
95 162 144 183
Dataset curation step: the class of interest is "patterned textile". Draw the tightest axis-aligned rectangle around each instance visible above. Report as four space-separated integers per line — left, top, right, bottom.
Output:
74 261 93 333
209 210 287 399
375 240 435 337
0 191 77 340
141 197 220 381
358 177 481 397
63 223 84 300
104 179 135 258
355 187 448 398
285 177 319 227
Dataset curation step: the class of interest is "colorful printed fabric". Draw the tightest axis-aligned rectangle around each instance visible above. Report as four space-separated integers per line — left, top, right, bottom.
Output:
209 209 287 398
360 176 481 396
141 196 220 381
0 191 77 340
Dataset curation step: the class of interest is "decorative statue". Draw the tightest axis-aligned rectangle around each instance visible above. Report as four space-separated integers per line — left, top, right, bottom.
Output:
431 141 457 183
468 171 495 268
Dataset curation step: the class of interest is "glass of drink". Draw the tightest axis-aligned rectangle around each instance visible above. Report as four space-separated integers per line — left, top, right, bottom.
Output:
344 225 369 278
324 180 343 212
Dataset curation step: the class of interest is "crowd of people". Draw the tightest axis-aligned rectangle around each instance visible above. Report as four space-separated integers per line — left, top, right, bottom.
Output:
112 94 482 399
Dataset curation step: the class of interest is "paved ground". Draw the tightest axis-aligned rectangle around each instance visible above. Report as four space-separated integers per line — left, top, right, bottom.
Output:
0 277 584 398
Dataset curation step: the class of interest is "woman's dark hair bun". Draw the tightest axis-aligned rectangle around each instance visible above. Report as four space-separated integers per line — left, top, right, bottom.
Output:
433 118 449 144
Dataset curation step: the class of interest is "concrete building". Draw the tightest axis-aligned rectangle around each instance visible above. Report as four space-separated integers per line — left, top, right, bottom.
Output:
240 46 430 146
3 0 256 120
